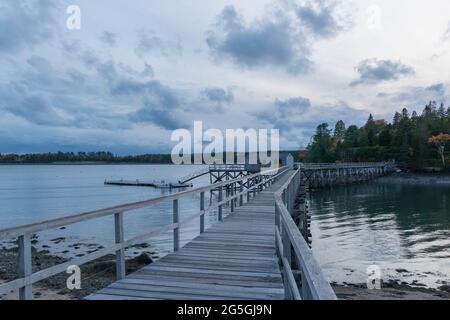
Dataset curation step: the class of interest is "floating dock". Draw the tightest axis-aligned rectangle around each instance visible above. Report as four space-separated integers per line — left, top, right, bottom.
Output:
104 179 193 189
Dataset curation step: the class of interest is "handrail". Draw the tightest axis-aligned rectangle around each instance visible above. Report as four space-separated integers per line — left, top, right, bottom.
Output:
274 166 337 300
209 164 246 170
0 166 289 300
0 167 285 239
300 162 391 169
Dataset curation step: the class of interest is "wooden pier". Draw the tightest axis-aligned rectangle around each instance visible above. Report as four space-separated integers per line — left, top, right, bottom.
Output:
302 162 395 187
104 179 193 189
0 162 392 301
87 179 289 300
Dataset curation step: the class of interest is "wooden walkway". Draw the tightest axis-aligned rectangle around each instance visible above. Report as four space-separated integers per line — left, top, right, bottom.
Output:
86 174 291 300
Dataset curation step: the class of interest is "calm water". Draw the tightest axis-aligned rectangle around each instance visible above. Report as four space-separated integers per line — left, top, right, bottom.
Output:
1 165 449 288
309 182 450 288
0 165 215 257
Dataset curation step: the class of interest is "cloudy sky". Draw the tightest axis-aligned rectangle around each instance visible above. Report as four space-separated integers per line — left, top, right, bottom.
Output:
1 0 449 154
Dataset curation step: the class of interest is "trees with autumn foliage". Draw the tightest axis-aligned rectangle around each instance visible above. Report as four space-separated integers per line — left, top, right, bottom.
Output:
429 133 450 167
306 101 450 170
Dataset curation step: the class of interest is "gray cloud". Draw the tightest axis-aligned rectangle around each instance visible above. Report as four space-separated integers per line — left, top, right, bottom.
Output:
135 30 182 57
296 0 350 38
113 80 189 130
201 87 234 105
377 83 448 110
0 48 185 132
100 31 117 46
142 63 154 77
253 97 367 148
0 86 67 126
350 58 415 86
275 96 311 117
0 0 57 53
207 5 313 75
207 2 353 75
130 106 186 131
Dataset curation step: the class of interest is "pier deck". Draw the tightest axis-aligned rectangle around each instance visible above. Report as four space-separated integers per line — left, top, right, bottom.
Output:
86 176 290 300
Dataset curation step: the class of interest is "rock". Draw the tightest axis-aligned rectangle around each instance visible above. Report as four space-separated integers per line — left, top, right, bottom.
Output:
438 285 450 293
133 243 150 249
133 252 153 265
88 260 115 274
395 268 409 273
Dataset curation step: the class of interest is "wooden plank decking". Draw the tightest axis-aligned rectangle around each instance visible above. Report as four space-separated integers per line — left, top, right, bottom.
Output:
86 175 291 300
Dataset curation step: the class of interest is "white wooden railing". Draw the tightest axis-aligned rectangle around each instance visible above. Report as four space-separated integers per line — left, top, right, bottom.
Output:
275 166 337 300
0 167 289 300
301 162 393 170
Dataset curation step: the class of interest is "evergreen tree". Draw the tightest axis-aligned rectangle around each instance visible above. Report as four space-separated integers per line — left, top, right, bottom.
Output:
307 123 334 163
304 101 449 170
333 120 346 143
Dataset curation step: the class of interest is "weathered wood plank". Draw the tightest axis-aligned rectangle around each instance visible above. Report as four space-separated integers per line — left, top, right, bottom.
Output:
87 172 294 300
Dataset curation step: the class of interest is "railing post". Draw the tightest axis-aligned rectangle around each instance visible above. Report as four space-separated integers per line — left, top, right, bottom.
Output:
18 234 32 300
200 192 205 234
282 222 291 266
239 182 243 206
275 202 280 229
114 212 126 280
173 199 180 251
247 179 251 202
218 186 223 221
231 184 235 213
287 184 291 212
234 182 238 207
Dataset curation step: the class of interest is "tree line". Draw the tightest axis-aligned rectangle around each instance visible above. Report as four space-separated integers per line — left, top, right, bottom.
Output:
0 152 173 164
305 101 450 170
0 151 300 165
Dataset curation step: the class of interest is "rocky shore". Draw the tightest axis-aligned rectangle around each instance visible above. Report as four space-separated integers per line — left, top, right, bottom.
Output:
0 245 155 300
332 281 450 300
1 241 448 300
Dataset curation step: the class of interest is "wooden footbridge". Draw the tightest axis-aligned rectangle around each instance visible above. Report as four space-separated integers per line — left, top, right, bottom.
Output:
0 162 391 300
302 162 395 187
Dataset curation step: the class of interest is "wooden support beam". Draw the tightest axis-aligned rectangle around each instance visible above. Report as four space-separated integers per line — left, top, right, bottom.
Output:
218 187 223 221
115 212 126 280
173 199 179 252
200 192 205 234
18 234 32 300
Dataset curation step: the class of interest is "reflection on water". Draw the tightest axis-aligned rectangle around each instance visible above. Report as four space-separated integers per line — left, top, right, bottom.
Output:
309 182 450 288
